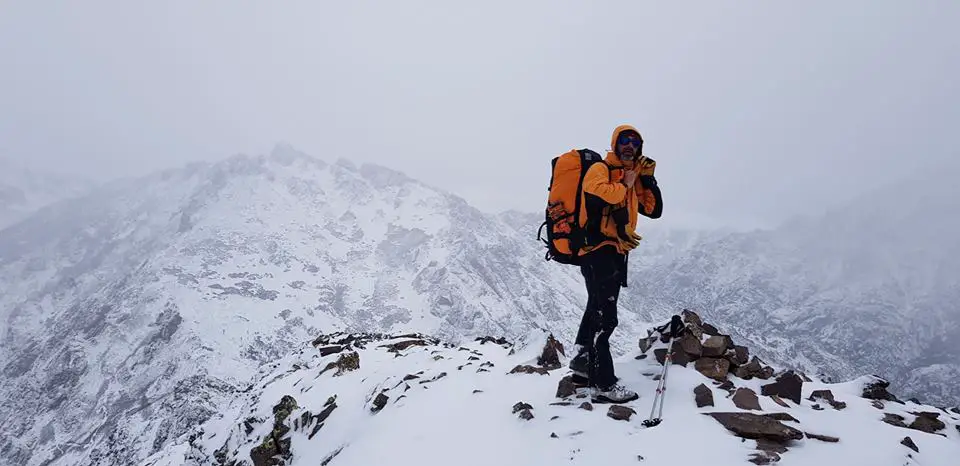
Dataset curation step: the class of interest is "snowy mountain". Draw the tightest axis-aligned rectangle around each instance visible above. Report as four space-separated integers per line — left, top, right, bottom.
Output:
143 311 960 466
0 145 661 466
0 157 94 230
2 143 957 465
615 168 960 407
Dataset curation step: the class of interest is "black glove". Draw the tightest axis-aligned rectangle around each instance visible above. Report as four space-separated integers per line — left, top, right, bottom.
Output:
639 175 657 189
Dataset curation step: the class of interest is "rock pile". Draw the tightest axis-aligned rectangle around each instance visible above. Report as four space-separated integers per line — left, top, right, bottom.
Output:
640 310 776 385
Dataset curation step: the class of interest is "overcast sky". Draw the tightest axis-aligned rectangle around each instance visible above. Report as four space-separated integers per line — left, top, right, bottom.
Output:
1 1 958 229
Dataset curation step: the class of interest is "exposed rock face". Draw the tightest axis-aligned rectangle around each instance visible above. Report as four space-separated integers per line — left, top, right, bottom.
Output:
250 395 299 466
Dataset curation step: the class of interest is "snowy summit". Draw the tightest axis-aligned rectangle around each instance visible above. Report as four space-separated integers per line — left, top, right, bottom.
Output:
144 311 960 466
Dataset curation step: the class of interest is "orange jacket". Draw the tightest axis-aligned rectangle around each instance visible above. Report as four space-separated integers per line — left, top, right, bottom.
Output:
577 124 662 255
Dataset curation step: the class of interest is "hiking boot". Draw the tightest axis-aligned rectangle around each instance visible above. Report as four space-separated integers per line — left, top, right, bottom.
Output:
592 384 639 404
569 350 589 378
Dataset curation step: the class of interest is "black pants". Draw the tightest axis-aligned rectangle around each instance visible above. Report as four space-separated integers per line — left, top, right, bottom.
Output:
574 245 623 389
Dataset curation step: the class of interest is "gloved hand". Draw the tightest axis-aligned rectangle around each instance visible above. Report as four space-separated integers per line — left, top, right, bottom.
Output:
618 225 642 251
637 156 656 177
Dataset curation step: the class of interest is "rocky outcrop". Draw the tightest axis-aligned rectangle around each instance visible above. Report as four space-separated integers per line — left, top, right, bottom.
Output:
808 389 847 410
760 371 803 405
706 412 804 442
537 334 565 370
512 401 534 420
319 351 360 377
509 365 549 375
901 436 919 453
250 395 299 466
861 376 901 403
909 411 946 434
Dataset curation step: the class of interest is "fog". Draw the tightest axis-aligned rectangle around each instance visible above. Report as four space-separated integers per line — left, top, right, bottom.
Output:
1 1 958 229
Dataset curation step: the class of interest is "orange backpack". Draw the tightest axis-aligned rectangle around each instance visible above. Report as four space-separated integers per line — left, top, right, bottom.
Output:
537 148 606 265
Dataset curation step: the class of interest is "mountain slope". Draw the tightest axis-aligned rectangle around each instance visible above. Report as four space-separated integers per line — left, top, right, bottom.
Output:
622 169 960 406
143 314 960 466
0 145 657 466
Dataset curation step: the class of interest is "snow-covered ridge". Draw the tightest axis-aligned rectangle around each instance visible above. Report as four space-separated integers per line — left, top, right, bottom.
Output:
144 311 960 466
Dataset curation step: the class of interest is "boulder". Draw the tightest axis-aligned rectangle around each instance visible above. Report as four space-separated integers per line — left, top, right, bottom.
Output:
734 357 764 380
537 334 565 370
727 345 750 366
370 392 389 413
702 323 721 336
379 339 428 353
760 370 803 405
682 309 703 327
717 380 736 391
861 375 901 403
732 388 762 411
805 432 840 443
319 351 360 377
768 395 790 408
512 401 533 414
654 339 692 367
639 335 656 353
909 411 946 434
764 412 799 422
509 364 549 375
706 412 804 442
317 345 344 357
678 333 703 360
695 357 731 381
702 335 732 358
694 384 715 408
476 336 512 346
809 389 846 410
607 405 636 421
748 451 780 465
901 436 919 453
556 375 576 398
883 413 907 428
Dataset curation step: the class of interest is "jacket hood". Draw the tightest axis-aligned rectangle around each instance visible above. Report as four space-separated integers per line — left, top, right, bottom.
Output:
607 124 642 168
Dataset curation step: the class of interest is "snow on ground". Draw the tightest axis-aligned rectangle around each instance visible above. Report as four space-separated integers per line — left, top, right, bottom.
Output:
145 320 960 466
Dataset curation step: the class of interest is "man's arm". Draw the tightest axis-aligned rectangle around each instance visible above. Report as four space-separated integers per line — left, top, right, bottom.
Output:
635 156 663 219
582 163 627 205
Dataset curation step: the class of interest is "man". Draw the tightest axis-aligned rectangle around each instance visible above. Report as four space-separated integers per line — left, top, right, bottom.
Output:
568 124 663 403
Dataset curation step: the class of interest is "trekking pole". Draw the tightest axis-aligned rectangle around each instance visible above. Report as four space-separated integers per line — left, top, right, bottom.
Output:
643 334 673 427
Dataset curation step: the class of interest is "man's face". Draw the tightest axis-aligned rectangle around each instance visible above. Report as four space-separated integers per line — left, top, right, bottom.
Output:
616 131 642 164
